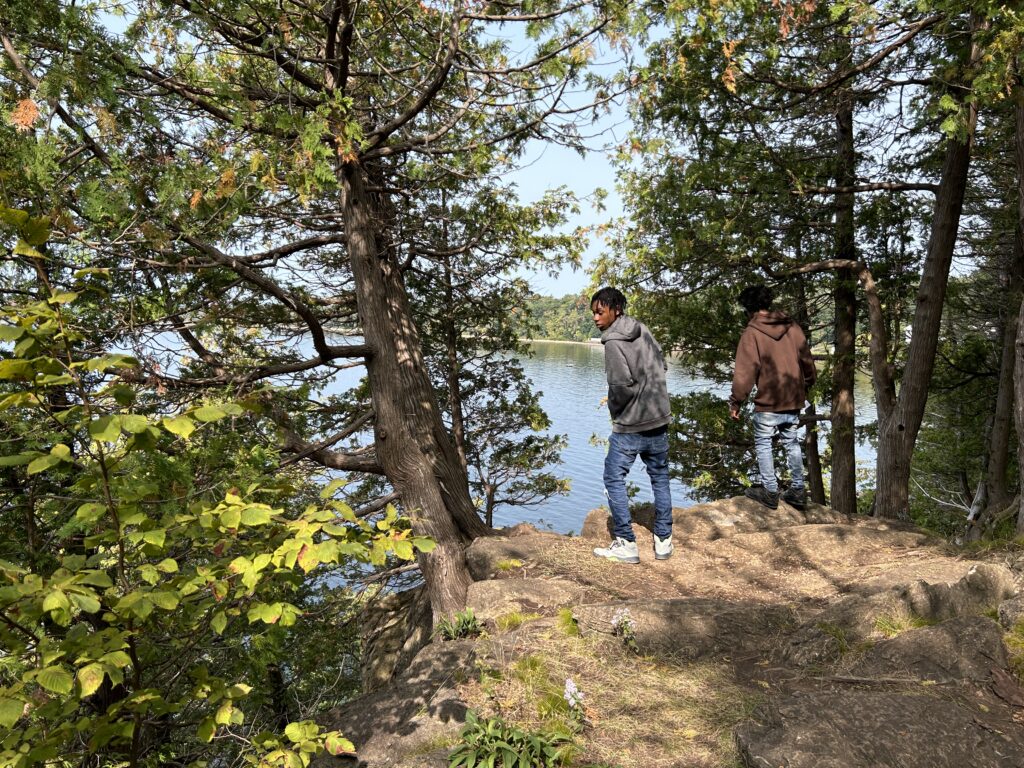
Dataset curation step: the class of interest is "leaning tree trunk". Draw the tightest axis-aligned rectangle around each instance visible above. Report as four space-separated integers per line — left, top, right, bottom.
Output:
340 162 489 621
830 47 859 516
873 17 983 520
1013 60 1024 535
874 116 977 519
985 264 1022 511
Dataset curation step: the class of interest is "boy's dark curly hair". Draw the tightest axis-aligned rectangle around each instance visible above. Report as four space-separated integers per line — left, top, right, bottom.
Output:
590 286 627 314
738 284 773 314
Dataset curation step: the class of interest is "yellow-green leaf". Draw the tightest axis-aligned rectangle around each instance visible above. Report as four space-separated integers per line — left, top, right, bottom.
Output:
319 478 347 499
0 697 23 728
42 590 71 613
413 537 436 553
27 454 62 475
149 591 179 611
193 405 226 422
296 545 318 573
211 611 228 635
77 663 106 697
215 701 234 725
88 415 122 443
0 453 34 467
240 506 272 526
76 502 106 523
198 717 216 742
392 539 414 561
162 416 195 439
36 666 74 694
121 415 149 433
324 733 355 756
0 325 23 341
13 239 44 259
69 591 101 614
220 508 241 530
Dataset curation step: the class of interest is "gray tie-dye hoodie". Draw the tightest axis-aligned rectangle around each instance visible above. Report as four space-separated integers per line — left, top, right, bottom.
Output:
600 315 671 433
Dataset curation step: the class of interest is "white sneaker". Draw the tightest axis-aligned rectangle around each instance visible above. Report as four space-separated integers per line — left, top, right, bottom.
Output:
653 534 674 561
592 537 640 564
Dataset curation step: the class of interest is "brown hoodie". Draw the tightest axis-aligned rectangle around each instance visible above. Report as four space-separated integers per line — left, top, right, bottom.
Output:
729 311 816 413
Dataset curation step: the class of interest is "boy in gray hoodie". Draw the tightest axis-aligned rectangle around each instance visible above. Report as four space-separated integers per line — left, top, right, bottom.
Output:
590 287 673 563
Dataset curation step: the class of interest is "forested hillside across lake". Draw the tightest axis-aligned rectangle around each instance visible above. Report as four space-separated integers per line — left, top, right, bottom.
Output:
2 2 1024 767
522 293 598 342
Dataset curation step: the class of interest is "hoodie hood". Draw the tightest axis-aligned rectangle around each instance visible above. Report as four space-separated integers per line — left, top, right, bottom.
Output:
747 310 794 341
601 314 642 344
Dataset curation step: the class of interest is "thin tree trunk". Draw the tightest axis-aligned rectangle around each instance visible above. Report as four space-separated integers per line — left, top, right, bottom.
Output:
830 42 858 516
340 162 488 621
985 270 1021 509
442 254 469 472
804 404 826 505
794 273 825 504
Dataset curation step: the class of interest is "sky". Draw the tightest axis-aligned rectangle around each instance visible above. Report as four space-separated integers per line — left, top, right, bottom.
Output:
509 133 627 298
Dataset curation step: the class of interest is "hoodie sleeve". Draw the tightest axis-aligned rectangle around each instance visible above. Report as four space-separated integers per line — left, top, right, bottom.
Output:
604 339 636 419
729 328 758 409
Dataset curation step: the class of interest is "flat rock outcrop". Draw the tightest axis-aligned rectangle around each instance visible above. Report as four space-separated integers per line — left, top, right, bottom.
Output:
316 640 477 768
316 497 1024 768
735 687 1024 768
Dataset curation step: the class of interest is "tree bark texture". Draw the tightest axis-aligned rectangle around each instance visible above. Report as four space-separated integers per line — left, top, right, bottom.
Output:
829 36 859 516
872 17 983 520
1013 66 1024 535
874 111 977 519
340 163 488 621
986 265 1021 511
794 276 826 504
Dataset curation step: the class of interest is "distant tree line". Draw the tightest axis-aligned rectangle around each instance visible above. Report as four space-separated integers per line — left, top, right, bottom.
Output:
523 293 598 342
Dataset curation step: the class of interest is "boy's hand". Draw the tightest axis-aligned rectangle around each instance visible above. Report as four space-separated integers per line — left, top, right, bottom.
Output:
729 404 740 421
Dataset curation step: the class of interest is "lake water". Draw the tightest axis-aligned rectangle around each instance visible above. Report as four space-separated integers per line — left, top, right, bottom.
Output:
500 341 715 533
323 338 876 535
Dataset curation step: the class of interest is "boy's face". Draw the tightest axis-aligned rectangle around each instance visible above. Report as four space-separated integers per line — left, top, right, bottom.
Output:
592 302 620 331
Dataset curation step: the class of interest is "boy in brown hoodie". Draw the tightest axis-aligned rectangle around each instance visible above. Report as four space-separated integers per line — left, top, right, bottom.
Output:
728 284 816 509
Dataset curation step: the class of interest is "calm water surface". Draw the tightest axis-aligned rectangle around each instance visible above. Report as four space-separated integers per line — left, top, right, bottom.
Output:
500 341 714 533
322 338 876 535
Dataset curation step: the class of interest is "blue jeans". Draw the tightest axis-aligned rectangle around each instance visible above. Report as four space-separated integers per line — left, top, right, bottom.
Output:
750 411 804 494
603 429 673 542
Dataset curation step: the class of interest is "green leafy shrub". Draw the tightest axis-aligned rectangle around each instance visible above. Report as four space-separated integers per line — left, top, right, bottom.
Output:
448 710 573 768
435 608 483 640
0 284 433 766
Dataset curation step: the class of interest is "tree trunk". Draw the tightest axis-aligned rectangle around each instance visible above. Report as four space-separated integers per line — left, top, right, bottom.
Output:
830 54 858 516
794 275 826 504
442 254 469 473
804 404 826 505
874 84 978 519
985 269 1021 510
340 162 489 621
1013 61 1024 535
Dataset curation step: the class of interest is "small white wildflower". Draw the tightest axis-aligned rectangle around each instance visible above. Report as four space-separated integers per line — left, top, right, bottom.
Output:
563 678 584 711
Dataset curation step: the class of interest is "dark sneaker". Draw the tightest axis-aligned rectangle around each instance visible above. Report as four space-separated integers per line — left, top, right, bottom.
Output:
782 487 807 510
745 485 779 509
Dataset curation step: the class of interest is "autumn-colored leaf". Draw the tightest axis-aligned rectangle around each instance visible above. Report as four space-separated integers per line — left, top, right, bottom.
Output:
10 99 40 132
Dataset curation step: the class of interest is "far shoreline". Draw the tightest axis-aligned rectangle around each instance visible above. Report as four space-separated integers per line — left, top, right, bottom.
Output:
520 337 601 346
